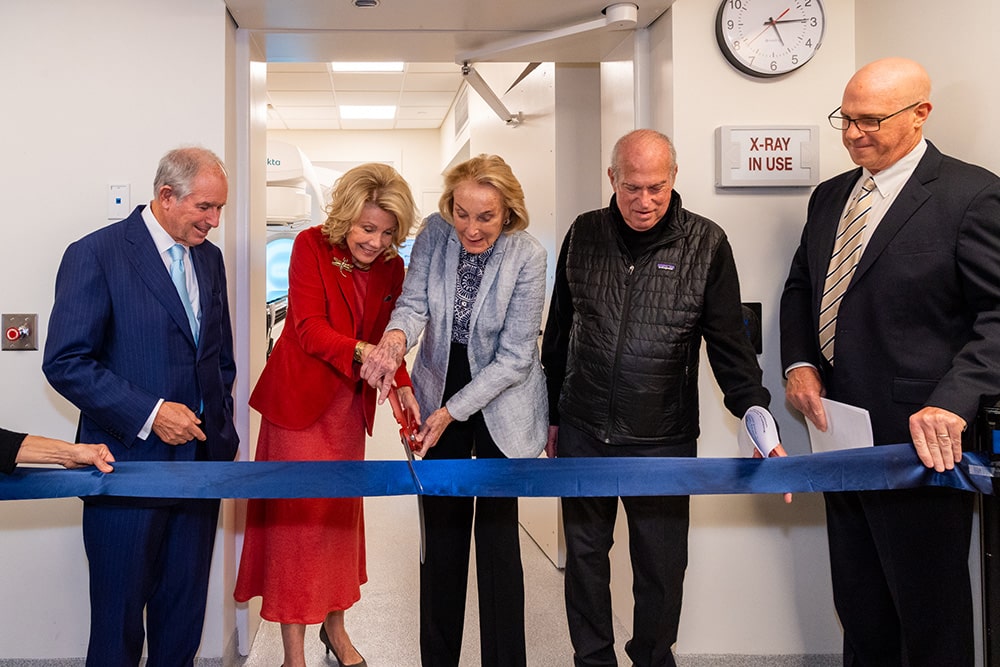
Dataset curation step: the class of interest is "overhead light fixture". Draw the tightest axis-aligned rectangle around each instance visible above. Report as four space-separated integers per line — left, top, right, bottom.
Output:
330 62 404 73
352 0 379 7
339 105 397 120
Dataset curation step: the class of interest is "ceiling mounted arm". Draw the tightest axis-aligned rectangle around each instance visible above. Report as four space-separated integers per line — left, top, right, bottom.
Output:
462 63 523 127
456 3 638 63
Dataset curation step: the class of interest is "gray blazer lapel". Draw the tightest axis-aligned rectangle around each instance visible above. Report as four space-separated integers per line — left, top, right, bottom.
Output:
441 228 461 338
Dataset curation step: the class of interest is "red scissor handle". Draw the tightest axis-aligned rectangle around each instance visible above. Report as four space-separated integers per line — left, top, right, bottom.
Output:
387 386 420 452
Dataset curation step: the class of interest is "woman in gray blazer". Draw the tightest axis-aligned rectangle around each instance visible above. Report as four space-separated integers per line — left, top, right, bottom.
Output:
362 154 547 667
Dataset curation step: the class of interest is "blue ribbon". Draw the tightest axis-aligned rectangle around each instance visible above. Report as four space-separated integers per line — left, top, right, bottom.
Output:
0 444 994 501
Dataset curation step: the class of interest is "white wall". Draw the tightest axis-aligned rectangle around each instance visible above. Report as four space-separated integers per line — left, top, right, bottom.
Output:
855 1 1000 175
0 0 234 658
268 129 444 220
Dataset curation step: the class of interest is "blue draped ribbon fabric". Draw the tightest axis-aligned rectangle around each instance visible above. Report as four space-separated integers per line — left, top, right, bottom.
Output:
0 444 994 501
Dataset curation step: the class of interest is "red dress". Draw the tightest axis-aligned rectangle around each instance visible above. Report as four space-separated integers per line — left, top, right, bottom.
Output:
234 390 368 622
234 227 408 623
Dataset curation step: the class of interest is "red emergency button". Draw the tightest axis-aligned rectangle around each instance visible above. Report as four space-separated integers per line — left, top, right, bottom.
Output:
5 327 21 341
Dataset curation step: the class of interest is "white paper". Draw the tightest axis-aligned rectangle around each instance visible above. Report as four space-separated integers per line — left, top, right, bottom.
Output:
807 398 873 453
738 406 781 457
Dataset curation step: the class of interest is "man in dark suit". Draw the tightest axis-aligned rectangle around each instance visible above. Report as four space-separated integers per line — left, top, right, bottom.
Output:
780 58 1000 666
43 147 238 666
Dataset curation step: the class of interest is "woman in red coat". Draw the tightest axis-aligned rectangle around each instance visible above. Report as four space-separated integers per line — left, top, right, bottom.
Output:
234 163 418 667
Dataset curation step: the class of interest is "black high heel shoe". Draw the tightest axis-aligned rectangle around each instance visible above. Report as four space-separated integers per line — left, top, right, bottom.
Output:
319 623 368 667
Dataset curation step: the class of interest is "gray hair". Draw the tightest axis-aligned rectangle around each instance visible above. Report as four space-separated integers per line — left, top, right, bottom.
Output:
609 129 677 181
153 147 227 200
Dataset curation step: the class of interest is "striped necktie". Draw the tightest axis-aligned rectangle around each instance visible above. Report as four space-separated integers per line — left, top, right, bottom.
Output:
168 244 199 344
817 176 876 364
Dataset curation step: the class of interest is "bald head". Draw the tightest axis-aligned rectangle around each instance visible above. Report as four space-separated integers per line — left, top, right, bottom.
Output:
839 58 932 173
846 58 931 109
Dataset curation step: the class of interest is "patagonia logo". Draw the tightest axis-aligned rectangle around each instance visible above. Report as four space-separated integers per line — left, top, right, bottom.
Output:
657 262 676 271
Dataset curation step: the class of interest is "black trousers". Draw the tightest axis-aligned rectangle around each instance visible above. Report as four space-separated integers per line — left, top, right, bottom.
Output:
419 342 526 667
825 487 974 667
559 422 691 667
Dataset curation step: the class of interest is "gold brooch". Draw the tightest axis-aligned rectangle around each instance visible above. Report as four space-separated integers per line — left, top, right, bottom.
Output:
331 257 353 275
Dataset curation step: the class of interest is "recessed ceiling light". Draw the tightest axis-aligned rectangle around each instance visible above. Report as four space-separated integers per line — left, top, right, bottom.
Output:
330 62 404 73
339 105 397 120
353 0 379 7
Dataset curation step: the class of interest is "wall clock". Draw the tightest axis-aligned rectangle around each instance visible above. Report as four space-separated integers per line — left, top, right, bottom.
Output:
715 0 825 78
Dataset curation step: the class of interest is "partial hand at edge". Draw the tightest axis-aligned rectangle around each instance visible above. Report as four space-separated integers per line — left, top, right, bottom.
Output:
545 425 558 458
152 401 206 445
66 443 116 473
785 366 828 431
909 406 966 472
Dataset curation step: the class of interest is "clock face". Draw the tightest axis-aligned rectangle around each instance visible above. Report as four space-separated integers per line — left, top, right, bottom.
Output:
716 0 825 78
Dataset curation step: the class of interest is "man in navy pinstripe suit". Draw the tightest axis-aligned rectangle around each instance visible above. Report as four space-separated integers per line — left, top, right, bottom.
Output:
43 147 238 666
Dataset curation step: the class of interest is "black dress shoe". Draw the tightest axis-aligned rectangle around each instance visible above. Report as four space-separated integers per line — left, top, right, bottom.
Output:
319 623 368 667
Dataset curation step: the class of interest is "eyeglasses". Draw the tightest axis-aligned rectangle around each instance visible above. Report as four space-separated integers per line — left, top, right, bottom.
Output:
827 102 922 132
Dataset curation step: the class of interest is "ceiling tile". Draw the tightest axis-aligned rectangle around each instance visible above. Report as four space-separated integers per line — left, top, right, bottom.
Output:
396 106 449 120
396 119 445 129
285 119 343 130
276 106 340 120
268 91 337 106
339 119 396 130
399 91 458 107
267 72 333 90
405 63 463 74
331 72 405 92
401 72 464 92
334 91 400 106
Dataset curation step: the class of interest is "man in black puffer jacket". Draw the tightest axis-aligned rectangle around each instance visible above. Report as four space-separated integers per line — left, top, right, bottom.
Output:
541 129 780 667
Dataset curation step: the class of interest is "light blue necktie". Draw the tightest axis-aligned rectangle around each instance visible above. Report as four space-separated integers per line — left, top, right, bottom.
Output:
168 244 199 344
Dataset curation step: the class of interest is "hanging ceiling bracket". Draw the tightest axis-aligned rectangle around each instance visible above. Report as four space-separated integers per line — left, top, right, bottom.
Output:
462 63 523 127
456 3 638 63
456 4 638 127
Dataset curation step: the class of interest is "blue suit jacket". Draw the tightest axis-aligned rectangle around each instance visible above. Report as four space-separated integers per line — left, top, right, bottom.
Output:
43 205 238 462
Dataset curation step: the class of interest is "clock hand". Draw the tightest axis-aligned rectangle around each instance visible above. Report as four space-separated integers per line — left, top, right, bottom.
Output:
746 7 792 46
773 18 809 24
769 18 786 46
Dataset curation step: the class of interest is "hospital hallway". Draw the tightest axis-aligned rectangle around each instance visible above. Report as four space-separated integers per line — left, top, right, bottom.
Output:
235 410 837 667
237 403 631 666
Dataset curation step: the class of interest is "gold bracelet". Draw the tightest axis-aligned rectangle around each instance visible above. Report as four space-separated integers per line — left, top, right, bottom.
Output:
353 340 367 364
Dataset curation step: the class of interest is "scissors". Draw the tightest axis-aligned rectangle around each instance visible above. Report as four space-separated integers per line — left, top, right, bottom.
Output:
387 384 426 564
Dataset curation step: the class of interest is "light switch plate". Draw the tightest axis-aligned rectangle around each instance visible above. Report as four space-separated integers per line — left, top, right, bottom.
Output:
109 183 130 220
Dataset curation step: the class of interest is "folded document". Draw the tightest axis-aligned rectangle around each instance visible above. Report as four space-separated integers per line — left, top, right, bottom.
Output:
807 398 873 453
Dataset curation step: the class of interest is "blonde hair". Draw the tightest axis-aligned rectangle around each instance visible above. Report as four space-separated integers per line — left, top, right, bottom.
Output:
321 163 417 259
438 154 529 232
